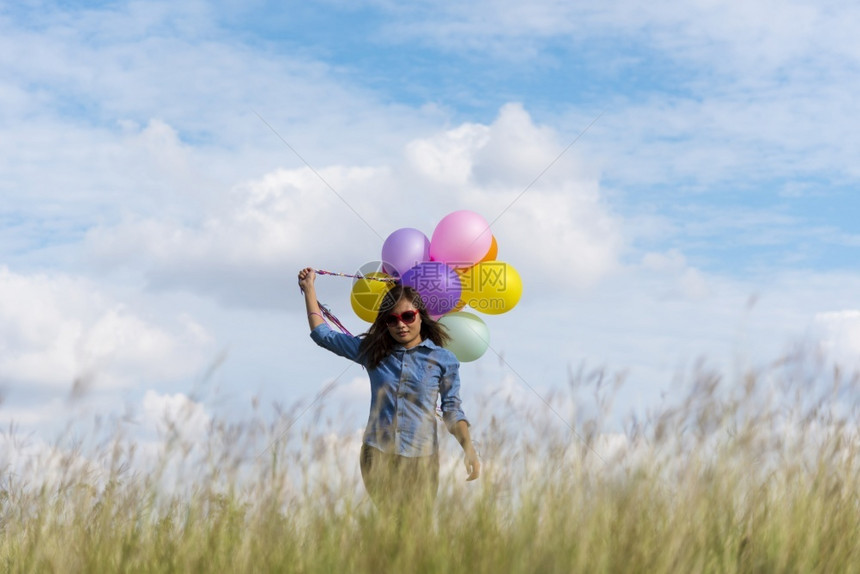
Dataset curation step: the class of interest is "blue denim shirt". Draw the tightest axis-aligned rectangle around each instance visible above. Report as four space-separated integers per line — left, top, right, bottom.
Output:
310 323 468 457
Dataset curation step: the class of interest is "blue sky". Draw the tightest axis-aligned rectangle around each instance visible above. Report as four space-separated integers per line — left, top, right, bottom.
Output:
1 0 859 466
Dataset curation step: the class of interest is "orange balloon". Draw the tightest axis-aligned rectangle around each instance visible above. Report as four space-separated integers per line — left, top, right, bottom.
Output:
480 235 498 262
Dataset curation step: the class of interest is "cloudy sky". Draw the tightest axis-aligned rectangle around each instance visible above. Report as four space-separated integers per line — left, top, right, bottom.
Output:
2 0 859 460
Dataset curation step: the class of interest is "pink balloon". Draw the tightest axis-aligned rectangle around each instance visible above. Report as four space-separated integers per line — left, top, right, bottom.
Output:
381 228 430 277
429 210 493 269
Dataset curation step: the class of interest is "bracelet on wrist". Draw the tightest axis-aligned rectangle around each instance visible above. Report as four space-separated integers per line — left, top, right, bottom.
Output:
308 311 325 321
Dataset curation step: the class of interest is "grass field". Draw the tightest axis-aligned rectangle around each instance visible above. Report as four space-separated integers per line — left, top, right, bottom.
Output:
2 359 859 573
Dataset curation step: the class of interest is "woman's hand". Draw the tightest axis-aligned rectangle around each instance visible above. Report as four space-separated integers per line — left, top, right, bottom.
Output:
298 267 316 292
464 446 481 481
452 420 481 481
299 268 324 330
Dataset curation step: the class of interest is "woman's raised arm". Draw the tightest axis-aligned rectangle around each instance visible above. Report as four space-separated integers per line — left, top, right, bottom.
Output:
298 267 325 331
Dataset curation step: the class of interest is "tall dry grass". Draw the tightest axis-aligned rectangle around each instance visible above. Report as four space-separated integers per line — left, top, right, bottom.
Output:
2 354 859 573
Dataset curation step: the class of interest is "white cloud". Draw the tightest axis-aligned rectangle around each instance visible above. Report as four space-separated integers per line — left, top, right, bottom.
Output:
84 104 622 306
641 249 711 300
404 103 565 191
440 104 621 287
3 0 860 466
378 0 859 76
406 122 490 186
85 159 390 307
471 103 564 187
0 267 214 390
142 389 212 439
814 310 860 372
366 1 860 192
0 390 213 493
0 1 450 271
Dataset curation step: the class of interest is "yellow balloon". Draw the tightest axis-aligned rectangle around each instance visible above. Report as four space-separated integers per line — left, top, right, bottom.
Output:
460 261 522 315
350 272 394 322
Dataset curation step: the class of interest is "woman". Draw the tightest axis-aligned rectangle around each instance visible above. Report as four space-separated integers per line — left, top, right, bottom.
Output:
298 267 480 514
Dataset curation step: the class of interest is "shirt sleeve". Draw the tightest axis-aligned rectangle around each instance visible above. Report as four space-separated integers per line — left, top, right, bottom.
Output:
438 349 469 433
309 323 363 364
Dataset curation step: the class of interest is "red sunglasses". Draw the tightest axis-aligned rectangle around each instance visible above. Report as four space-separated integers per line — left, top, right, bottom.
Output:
384 310 421 326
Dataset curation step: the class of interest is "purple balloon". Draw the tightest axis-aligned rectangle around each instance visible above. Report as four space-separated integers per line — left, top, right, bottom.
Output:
381 228 430 277
399 261 462 316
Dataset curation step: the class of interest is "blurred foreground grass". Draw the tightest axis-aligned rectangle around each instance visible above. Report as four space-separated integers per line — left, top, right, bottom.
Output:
2 359 860 573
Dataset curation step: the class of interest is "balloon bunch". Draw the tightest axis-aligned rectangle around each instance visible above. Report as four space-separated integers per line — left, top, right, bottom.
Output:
350 210 522 362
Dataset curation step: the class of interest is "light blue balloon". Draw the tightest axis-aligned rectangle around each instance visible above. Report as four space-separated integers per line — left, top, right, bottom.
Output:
438 311 490 362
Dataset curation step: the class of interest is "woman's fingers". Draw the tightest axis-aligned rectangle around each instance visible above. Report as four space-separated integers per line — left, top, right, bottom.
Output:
465 454 481 481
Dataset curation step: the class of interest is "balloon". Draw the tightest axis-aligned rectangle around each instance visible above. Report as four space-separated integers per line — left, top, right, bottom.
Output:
449 236 497 312
459 261 522 315
350 271 394 322
449 281 468 314
381 228 430 277
480 235 498 263
400 261 462 316
438 312 490 362
429 210 493 269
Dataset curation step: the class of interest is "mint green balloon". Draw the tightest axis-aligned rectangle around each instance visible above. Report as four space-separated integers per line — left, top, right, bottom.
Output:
439 311 490 362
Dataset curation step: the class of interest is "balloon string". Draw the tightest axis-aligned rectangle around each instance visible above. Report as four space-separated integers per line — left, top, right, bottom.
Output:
315 269 398 283
299 278 354 336
317 301 353 336
305 269 391 336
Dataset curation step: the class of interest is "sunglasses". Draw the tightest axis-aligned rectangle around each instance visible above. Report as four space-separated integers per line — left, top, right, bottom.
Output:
384 310 421 327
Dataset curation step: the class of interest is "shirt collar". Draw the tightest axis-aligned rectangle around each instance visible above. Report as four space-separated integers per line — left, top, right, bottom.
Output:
394 337 439 352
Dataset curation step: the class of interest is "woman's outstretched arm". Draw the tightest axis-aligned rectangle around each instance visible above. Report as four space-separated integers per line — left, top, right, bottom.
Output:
298 267 325 331
452 420 481 481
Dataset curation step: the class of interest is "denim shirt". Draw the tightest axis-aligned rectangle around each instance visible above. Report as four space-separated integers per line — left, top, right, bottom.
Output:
310 323 468 457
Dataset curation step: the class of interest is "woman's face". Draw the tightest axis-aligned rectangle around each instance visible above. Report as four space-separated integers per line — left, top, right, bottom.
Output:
385 298 423 349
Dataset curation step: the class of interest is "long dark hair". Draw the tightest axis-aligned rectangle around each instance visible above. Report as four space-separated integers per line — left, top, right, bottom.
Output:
358 284 451 369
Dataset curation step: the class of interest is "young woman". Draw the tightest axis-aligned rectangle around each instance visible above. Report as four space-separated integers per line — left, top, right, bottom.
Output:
297 267 480 514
